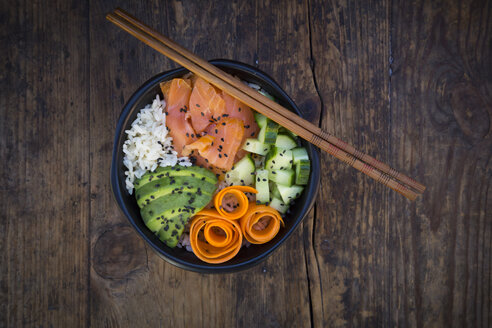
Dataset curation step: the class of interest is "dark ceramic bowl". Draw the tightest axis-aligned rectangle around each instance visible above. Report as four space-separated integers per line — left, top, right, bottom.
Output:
111 59 320 273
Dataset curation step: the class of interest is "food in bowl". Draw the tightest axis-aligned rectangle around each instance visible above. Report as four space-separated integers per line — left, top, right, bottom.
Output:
122 73 311 264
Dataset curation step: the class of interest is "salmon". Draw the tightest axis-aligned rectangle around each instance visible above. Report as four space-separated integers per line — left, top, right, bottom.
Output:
189 77 226 134
182 135 214 157
195 117 244 171
160 78 197 156
221 92 259 159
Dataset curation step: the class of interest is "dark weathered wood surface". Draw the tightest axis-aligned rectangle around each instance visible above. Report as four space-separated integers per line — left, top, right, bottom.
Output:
1 0 490 327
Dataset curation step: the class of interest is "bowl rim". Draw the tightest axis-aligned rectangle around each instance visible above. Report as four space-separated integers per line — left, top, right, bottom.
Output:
110 59 320 273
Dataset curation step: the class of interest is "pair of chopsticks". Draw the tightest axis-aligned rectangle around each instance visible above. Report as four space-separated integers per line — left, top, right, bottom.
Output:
107 8 425 201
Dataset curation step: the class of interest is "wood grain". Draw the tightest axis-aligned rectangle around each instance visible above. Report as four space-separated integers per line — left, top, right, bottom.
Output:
0 0 90 327
308 1 393 326
1 0 490 327
390 1 492 327
309 0 491 327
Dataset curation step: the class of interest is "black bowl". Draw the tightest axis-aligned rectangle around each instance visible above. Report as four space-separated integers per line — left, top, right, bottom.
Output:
111 59 320 273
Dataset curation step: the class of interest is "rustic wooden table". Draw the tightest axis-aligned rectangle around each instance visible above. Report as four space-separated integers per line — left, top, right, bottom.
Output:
1 0 491 327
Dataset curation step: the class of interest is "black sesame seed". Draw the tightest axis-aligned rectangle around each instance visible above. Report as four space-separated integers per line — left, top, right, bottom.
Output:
196 104 200 107
201 112 204 116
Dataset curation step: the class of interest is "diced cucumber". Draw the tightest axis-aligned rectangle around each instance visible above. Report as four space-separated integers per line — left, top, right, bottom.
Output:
255 169 270 204
257 125 266 142
277 184 304 203
265 147 293 170
254 112 268 128
269 197 289 214
270 181 282 200
295 159 311 185
269 169 295 186
291 147 309 165
279 126 298 139
242 138 271 155
258 89 276 102
275 134 298 150
225 154 255 186
263 120 279 144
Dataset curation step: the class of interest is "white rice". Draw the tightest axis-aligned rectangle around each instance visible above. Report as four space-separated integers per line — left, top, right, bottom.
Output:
122 94 192 194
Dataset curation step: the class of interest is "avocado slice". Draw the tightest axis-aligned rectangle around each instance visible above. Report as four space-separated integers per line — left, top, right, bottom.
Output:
141 192 213 248
134 165 217 190
141 192 212 223
135 176 216 208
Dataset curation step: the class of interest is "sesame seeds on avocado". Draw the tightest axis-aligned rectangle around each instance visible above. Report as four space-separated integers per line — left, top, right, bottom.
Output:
137 165 217 248
135 175 216 208
134 165 217 190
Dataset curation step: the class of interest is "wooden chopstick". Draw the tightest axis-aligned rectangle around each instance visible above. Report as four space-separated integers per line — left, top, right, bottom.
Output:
112 8 426 195
106 10 423 200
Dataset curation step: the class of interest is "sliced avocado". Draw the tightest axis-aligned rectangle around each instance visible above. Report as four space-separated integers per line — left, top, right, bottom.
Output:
134 165 217 190
141 192 213 224
156 214 189 248
135 176 216 208
141 192 213 248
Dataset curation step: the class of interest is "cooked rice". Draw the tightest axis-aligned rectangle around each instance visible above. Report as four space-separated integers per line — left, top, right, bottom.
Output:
122 94 192 194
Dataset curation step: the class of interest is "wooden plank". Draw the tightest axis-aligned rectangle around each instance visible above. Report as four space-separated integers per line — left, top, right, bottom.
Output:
0 0 90 327
309 0 492 326
390 1 492 327
308 0 393 326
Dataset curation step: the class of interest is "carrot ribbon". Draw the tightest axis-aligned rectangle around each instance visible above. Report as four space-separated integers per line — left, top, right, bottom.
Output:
189 209 243 264
214 185 257 220
239 204 284 244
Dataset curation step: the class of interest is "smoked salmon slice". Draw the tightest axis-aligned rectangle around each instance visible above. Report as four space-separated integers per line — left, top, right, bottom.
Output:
160 78 197 156
189 77 226 134
191 117 244 171
221 92 259 159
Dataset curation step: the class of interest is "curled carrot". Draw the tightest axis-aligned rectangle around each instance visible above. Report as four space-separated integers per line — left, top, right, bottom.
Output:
239 204 284 244
214 186 257 220
189 209 243 264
